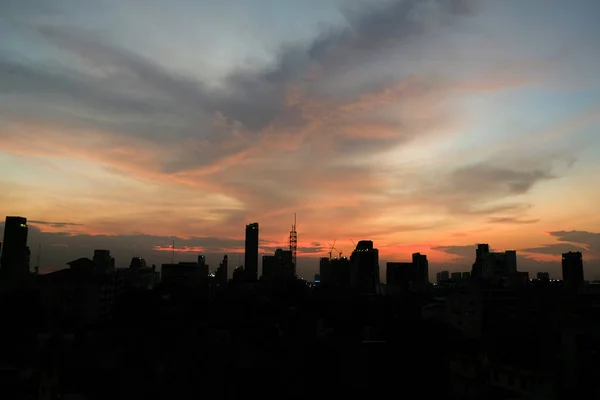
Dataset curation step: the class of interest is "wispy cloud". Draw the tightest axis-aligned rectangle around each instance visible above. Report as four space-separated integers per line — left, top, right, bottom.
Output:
29 220 82 228
487 217 540 224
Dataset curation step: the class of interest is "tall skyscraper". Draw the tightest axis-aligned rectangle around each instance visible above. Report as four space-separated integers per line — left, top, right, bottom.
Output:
0 216 30 276
412 252 429 286
562 251 584 289
245 222 259 282
197 254 209 277
505 250 517 273
350 240 380 294
319 257 331 283
216 255 228 284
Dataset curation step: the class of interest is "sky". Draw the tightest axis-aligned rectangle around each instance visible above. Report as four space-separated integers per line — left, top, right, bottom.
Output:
1 0 599 280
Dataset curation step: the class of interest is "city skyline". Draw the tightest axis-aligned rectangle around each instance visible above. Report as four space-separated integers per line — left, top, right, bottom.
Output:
0 216 594 282
1 0 600 278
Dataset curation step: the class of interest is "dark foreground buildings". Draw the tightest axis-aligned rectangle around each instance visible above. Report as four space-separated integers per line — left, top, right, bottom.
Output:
1 217 598 399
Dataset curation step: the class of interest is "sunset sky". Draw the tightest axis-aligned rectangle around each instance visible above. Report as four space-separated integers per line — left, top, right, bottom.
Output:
1 0 599 280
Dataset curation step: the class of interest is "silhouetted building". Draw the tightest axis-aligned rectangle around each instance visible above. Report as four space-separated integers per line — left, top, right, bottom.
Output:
505 250 517 273
38 263 123 326
350 240 379 294
413 252 429 286
68 257 97 273
329 257 351 286
319 257 331 283
471 244 519 283
436 270 450 284
262 249 294 281
471 243 489 279
461 271 471 281
0 216 30 276
232 265 246 282
451 272 462 282
386 253 430 293
129 257 147 270
537 272 550 281
562 251 584 290
215 255 228 284
245 222 259 282
161 261 208 287
386 262 414 291
118 259 159 291
197 254 209 277
93 250 115 274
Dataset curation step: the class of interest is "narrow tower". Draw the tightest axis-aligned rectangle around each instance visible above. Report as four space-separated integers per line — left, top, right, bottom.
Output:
289 213 297 277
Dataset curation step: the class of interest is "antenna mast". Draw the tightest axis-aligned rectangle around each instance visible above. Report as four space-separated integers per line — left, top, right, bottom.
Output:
289 213 297 276
171 237 175 264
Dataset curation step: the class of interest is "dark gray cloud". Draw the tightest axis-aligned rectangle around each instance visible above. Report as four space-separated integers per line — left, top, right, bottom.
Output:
487 217 540 224
402 156 563 216
447 164 554 196
519 231 600 259
0 0 480 172
432 244 477 259
521 243 587 256
29 220 82 228
549 230 600 253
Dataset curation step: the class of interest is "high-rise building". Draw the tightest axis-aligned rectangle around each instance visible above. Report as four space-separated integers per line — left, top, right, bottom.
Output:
562 252 584 289
536 272 550 281
216 255 228 284
436 270 450 284
505 250 517 273
245 223 259 282
386 262 414 291
0 216 30 276
386 253 430 292
262 249 294 281
197 254 209 277
476 244 490 260
129 257 147 269
93 250 115 273
319 257 331 283
350 240 380 294
471 244 519 282
412 252 429 286
161 261 207 287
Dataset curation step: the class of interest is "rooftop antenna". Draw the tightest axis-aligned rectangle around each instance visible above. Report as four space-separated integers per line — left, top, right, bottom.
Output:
289 213 297 273
171 237 175 264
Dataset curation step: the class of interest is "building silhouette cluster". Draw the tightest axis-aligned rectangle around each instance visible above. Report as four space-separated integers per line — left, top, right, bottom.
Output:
0 215 599 399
